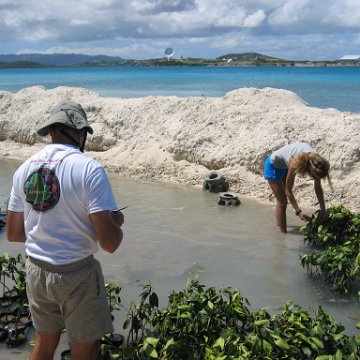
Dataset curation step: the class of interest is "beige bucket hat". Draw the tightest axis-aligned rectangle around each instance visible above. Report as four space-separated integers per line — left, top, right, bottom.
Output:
37 100 94 136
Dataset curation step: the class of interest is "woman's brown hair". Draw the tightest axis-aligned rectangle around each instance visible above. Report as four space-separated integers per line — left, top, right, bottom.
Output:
295 153 332 185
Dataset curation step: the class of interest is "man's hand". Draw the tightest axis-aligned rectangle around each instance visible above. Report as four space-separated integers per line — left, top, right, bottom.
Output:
112 211 124 227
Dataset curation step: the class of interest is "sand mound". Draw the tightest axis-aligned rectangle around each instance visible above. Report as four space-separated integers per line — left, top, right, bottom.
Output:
1 86 359 212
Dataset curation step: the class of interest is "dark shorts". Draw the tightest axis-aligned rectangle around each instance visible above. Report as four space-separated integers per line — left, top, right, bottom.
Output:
26 255 113 343
264 156 288 180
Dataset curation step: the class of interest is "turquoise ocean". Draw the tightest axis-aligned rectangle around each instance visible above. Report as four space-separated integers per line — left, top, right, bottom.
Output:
0 66 360 113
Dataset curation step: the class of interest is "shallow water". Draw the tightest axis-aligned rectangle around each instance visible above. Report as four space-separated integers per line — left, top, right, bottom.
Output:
0 158 359 359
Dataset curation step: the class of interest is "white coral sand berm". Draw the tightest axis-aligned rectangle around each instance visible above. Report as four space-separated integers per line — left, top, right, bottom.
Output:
0 86 359 212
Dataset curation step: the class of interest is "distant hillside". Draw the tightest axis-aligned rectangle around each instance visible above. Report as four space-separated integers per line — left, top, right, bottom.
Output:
217 52 284 61
0 53 124 66
0 52 345 68
0 61 45 68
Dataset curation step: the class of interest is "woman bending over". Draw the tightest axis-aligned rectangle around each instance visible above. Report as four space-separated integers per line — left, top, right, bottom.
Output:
264 142 331 233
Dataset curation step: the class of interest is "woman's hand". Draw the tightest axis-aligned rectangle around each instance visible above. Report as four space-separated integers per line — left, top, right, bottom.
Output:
299 211 310 222
317 209 327 221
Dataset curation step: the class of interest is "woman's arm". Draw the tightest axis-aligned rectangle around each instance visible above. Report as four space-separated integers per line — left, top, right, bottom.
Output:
314 178 326 214
285 159 300 212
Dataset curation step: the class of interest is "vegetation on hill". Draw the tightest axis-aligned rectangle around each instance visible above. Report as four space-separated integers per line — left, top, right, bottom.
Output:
0 61 46 69
0 53 124 66
217 52 282 61
0 52 358 68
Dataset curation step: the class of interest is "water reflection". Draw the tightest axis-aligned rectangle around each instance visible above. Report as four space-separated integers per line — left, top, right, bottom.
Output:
0 158 358 358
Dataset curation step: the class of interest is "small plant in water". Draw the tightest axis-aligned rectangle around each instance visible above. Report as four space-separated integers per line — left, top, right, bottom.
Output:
120 279 360 359
0 253 359 358
300 205 360 295
105 282 122 318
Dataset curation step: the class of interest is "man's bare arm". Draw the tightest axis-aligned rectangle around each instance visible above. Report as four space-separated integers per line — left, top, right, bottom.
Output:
6 210 26 242
89 210 123 253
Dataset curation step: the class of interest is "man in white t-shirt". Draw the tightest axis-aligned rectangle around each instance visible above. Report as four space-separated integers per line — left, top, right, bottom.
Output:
7 100 124 360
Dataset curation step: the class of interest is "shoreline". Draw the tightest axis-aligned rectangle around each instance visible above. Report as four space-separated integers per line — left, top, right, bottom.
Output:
1 85 359 213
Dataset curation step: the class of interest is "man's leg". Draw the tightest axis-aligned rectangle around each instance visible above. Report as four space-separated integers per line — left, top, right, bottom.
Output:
30 331 61 360
70 339 100 360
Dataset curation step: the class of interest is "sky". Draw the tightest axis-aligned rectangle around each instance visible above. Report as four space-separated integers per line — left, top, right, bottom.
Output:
1 0 360 61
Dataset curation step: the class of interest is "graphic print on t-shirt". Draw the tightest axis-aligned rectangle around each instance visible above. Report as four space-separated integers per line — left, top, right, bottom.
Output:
24 166 60 212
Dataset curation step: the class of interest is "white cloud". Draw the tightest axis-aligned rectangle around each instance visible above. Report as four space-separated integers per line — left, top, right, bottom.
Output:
243 10 266 28
0 0 360 59
71 19 90 26
214 8 248 27
131 0 195 14
268 0 313 26
324 0 360 27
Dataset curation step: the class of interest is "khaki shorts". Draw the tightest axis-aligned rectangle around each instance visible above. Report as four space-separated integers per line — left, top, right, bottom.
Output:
26 255 113 343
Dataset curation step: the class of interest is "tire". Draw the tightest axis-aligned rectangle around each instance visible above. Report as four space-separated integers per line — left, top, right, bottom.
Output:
203 172 229 193
218 192 241 206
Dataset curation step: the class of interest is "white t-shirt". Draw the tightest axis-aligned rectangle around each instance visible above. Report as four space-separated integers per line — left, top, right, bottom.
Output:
8 144 118 265
270 142 315 169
